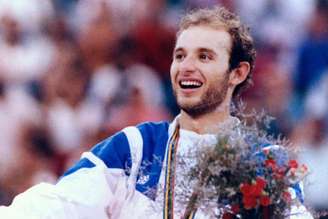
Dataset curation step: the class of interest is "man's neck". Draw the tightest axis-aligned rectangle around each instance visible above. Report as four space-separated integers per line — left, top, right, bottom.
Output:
178 108 233 135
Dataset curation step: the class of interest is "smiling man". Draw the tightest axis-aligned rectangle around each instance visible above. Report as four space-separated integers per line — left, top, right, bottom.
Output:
172 26 233 118
171 24 251 133
0 7 311 219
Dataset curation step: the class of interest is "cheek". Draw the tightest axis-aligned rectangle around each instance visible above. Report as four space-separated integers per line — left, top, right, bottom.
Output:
206 69 228 87
206 61 229 78
170 63 177 81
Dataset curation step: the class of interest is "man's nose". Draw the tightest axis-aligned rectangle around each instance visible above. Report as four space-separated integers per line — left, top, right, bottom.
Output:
179 55 196 73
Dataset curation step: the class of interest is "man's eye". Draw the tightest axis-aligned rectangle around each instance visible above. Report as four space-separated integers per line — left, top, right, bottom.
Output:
199 53 210 61
175 54 184 60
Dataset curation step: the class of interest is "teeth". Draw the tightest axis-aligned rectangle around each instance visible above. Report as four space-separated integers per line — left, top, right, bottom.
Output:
181 80 202 86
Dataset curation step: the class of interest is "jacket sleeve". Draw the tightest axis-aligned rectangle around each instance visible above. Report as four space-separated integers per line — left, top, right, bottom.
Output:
0 161 123 219
0 128 142 219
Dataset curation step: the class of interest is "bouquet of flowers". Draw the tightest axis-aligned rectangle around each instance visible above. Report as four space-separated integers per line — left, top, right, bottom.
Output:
177 111 309 219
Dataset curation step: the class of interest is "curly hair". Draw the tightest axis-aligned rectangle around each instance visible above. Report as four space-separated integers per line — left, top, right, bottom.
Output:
177 7 256 100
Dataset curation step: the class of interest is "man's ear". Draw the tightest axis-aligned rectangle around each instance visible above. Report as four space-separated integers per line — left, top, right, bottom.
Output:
228 62 250 86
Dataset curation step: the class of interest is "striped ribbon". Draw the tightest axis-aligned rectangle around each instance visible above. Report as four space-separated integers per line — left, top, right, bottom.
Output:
186 211 196 219
163 125 196 219
163 124 179 219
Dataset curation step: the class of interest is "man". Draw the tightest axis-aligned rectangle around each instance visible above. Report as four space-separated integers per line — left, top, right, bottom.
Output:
0 7 312 219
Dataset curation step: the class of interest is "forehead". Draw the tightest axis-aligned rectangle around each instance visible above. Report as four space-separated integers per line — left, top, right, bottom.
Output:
175 25 232 53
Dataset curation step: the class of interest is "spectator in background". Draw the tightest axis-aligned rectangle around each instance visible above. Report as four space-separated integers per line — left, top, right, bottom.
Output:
0 0 54 34
130 0 175 79
0 78 56 205
77 1 118 73
293 0 328 116
42 43 94 160
103 35 171 134
0 15 53 86
243 44 294 138
106 86 170 134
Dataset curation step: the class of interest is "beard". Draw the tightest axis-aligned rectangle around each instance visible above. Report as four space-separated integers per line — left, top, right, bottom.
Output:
173 74 230 118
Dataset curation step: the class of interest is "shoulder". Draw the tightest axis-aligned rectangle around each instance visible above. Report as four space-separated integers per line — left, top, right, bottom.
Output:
93 121 169 162
135 121 170 162
62 121 170 177
136 121 170 142
136 121 170 135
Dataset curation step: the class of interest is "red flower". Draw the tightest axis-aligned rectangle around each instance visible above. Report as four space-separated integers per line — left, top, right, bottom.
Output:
265 159 277 170
251 184 263 197
243 196 257 209
288 160 298 169
255 177 267 189
274 167 286 180
260 195 271 206
240 183 253 196
241 177 267 198
252 184 263 196
231 204 240 214
222 213 234 219
282 191 292 203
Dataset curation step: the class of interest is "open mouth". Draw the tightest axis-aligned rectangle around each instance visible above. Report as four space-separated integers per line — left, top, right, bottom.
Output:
179 80 203 89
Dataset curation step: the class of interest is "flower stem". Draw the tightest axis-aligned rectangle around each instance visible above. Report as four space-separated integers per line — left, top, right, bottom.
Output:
182 166 210 219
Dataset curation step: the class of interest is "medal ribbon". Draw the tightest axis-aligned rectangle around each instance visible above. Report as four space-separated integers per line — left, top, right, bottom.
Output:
163 125 196 219
163 125 179 219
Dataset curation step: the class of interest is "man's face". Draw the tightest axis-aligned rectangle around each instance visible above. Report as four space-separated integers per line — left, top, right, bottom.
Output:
170 25 232 117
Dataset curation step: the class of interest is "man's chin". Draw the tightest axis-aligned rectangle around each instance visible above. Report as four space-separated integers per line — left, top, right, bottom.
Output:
177 98 223 118
177 101 199 112
178 102 209 118
177 97 200 108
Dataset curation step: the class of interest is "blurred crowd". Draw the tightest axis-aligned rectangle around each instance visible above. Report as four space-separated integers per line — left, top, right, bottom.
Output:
0 0 327 216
